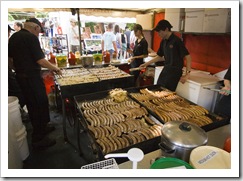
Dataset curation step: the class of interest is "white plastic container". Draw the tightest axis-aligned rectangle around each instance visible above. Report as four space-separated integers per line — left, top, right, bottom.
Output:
8 96 29 161
15 125 29 160
8 129 23 169
189 145 231 169
8 96 23 131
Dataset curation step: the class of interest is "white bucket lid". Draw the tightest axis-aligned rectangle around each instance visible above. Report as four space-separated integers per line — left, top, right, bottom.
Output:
189 145 231 169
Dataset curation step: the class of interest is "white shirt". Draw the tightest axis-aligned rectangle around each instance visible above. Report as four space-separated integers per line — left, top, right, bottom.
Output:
102 31 116 51
69 25 80 46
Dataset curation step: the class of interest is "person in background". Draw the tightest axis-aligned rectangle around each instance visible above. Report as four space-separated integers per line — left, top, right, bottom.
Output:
114 25 122 59
127 24 148 87
124 26 131 49
13 22 22 32
120 28 127 59
69 18 80 53
8 18 62 149
129 29 136 50
124 26 131 58
139 19 191 91
214 64 231 118
102 23 118 61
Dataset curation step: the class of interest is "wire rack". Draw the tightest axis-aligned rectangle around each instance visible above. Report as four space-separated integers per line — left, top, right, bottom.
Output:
81 158 119 169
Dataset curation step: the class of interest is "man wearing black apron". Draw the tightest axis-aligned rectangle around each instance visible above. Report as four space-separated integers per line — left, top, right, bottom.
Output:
140 20 191 91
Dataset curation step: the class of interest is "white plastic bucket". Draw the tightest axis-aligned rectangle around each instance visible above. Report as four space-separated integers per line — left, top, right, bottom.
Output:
15 125 29 161
8 132 23 169
8 96 23 131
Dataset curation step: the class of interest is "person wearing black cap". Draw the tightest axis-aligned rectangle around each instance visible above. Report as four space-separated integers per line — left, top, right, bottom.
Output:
139 19 191 91
128 24 148 87
8 18 62 149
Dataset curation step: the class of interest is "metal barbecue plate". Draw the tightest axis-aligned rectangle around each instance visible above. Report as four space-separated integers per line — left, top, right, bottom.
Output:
125 85 230 132
74 90 162 163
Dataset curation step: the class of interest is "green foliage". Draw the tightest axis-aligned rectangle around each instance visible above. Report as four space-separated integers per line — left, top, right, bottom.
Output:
35 12 49 18
126 23 136 31
85 22 96 33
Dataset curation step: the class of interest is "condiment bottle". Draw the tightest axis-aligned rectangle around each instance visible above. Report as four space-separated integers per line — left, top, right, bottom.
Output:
68 51 76 65
104 51 110 63
48 52 56 64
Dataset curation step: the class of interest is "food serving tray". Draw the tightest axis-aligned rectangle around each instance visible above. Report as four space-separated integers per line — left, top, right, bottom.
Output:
54 66 134 99
125 85 230 132
74 89 162 163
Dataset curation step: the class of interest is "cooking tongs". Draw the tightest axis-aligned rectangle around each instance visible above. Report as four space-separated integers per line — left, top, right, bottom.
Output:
203 87 231 94
129 67 142 72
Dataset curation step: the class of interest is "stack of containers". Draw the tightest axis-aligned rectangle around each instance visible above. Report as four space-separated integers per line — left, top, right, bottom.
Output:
183 8 231 33
184 8 205 32
8 96 29 168
165 8 185 32
203 8 231 33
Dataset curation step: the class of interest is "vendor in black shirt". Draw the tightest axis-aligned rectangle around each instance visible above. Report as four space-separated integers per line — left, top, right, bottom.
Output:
214 65 231 118
128 24 148 87
8 18 62 149
140 20 191 91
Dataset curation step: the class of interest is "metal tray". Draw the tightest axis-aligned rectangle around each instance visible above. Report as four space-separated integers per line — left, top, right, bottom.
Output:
74 90 162 164
125 85 230 132
55 66 134 99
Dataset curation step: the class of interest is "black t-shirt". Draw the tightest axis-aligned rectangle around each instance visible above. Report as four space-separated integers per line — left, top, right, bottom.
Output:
131 37 148 67
8 29 45 75
157 33 189 69
224 65 231 81
121 34 126 44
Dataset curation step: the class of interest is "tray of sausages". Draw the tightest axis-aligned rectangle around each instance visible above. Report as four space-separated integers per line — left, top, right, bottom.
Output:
126 85 230 132
74 88 163 157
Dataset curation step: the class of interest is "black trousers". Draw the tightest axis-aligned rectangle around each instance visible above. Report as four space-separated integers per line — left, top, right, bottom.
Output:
214 94 231 118
16 73 50 141
157 66 182 91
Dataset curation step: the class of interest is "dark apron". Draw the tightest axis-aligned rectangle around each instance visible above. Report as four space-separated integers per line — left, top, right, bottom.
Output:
157 65 182 91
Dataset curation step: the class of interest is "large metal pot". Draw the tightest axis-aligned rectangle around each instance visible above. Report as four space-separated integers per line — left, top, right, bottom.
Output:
159 121 208 162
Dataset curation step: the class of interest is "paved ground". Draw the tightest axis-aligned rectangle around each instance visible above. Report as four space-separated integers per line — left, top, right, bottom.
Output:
23 107 88 169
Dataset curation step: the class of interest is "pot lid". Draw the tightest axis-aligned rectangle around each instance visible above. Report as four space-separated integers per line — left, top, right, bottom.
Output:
162 121 208 148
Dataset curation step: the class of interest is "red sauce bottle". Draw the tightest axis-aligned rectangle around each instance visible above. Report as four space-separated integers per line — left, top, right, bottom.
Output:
49 52 56 64
68 51 76 65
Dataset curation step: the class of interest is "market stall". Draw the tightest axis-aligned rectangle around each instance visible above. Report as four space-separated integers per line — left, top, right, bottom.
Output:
6 6 235 172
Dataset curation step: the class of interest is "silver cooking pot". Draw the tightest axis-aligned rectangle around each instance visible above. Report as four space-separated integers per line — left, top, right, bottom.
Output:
159 121 208 163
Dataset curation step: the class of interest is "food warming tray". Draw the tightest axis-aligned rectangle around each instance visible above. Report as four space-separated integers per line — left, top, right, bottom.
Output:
54 65 134 99
125 85 230 132
74 89 162 164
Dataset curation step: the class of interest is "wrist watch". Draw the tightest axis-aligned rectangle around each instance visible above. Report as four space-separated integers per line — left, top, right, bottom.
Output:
186 70 191 74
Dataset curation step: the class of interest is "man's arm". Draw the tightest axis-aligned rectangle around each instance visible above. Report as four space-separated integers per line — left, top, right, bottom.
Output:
37 58 62 75
139 55 164 69
180 54 192 84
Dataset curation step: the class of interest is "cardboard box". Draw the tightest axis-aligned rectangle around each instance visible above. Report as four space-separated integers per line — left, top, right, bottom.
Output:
165 8 185 31
136 14 153 30
203 8 231 33
185 8 204 12
185 10 205 32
